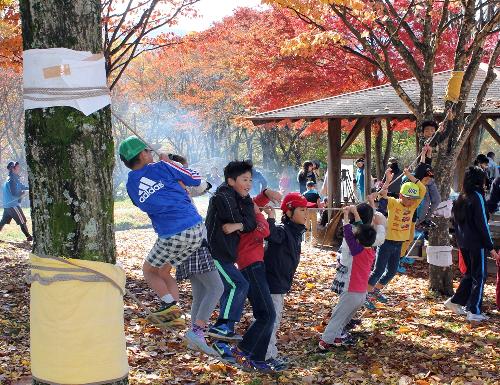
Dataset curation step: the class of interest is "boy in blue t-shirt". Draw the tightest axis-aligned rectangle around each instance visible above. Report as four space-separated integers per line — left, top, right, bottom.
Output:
119 136 205 324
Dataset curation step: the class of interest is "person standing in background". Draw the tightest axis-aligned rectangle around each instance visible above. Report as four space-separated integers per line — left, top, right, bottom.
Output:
251 168 268 197
354 158 365 201
297 161 316 194
487 152 499 183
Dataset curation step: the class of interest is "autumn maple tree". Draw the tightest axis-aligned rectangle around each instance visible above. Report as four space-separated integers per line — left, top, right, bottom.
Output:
0 0 21 69
264 0 500 294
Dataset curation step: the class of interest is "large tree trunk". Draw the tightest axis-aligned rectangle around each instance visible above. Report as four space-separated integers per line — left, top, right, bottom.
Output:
19 1 124 384
427 153 454 296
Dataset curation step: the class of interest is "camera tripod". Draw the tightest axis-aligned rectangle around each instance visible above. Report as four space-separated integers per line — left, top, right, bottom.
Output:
341 169 358 203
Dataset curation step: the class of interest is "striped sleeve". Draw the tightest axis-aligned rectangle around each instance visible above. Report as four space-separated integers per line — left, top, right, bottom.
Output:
158 161 201 187
473 191 494 251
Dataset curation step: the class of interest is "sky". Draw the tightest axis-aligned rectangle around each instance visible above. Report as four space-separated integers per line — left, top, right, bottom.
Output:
173 0 265 33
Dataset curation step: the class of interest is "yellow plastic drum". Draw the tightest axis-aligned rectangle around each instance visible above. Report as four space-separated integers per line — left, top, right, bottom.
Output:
29 254 129 384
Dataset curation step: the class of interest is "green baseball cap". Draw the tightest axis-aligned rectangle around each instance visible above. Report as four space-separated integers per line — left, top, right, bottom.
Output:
119 136 147 161
400 182 420 199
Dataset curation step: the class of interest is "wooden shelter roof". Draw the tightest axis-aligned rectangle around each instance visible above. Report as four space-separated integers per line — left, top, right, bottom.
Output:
250 68 500 122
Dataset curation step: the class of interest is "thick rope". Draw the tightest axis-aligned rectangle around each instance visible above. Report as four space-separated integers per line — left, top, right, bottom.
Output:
23 87 110 102
111 111 161 158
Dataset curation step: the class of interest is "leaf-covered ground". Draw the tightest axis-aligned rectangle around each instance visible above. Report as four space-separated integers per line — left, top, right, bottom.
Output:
0 230 498 385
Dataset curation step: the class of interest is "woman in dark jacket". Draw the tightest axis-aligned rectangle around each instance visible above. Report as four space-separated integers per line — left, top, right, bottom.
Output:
444 166 498 322
297 161 316 194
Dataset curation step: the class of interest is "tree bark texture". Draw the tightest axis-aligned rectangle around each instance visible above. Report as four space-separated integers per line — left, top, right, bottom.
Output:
19 1 123 384
20 0 115 262
427 153 454 296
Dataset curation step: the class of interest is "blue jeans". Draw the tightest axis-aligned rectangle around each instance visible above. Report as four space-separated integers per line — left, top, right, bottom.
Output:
417 179 441 224
368 240 403 287
238 262 276 361
214 261 249 330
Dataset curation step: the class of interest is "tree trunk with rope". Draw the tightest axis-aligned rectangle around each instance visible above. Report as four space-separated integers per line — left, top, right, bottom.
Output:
19 1 124 384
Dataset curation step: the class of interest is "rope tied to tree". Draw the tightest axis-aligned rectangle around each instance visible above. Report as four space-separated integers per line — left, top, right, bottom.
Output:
23 86 110 101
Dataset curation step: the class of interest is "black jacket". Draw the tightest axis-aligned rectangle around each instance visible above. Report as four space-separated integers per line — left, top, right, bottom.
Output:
487 176 500 214
264 217 305 294
205 183 257 264
297 171 316 194
453 190 493 251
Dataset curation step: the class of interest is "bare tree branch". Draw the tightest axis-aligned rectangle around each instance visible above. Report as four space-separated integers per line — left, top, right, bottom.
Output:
457 37 500 147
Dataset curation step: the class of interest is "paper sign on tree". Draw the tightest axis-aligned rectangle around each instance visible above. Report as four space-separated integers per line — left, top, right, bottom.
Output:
23 48 111 116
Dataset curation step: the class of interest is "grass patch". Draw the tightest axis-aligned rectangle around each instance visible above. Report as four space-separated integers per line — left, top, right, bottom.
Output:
0 195 211 240
0 199 152 241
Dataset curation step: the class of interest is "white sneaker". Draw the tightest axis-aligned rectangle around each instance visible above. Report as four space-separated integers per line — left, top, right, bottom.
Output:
184 329 218 356
466 312 490 322
444 298 467 315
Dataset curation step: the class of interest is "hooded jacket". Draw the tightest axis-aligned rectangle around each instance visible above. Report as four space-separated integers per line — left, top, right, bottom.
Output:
2 172 29 208
264 217 305 294
453 190 493 251
205 183 257 264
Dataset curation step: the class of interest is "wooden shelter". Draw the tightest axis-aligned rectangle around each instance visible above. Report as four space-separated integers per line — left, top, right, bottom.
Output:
249 68 500 211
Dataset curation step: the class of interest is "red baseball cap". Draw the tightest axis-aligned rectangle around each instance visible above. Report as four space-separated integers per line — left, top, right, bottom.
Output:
280 192 316 211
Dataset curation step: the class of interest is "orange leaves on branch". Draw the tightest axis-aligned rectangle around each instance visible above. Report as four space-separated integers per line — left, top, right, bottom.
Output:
301 119 328 137
0 1 22 71
281 31 345 57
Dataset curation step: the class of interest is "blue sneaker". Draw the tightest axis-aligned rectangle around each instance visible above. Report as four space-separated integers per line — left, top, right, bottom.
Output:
245 359 275 373
266 357 289 371
364 295 377 310
398 265 407 274
401 257 415 265
231 347 274 373
207 324 242 342
212 342 236 364
373 288 388 303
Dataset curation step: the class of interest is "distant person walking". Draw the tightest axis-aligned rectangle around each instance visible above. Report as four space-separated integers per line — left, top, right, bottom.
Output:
0 161 32 241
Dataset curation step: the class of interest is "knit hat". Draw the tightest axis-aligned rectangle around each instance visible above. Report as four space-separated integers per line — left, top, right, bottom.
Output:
280 192 316 212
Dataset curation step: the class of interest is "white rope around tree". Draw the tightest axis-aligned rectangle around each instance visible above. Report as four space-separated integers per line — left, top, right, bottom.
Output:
23 86 110 101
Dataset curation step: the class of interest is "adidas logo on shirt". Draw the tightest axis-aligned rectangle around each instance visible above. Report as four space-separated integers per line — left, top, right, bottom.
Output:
138 177 164 203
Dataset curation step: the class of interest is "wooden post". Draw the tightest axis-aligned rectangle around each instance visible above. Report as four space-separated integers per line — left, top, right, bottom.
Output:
328 119 342 218
364 122 372 198
481 118 500 145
